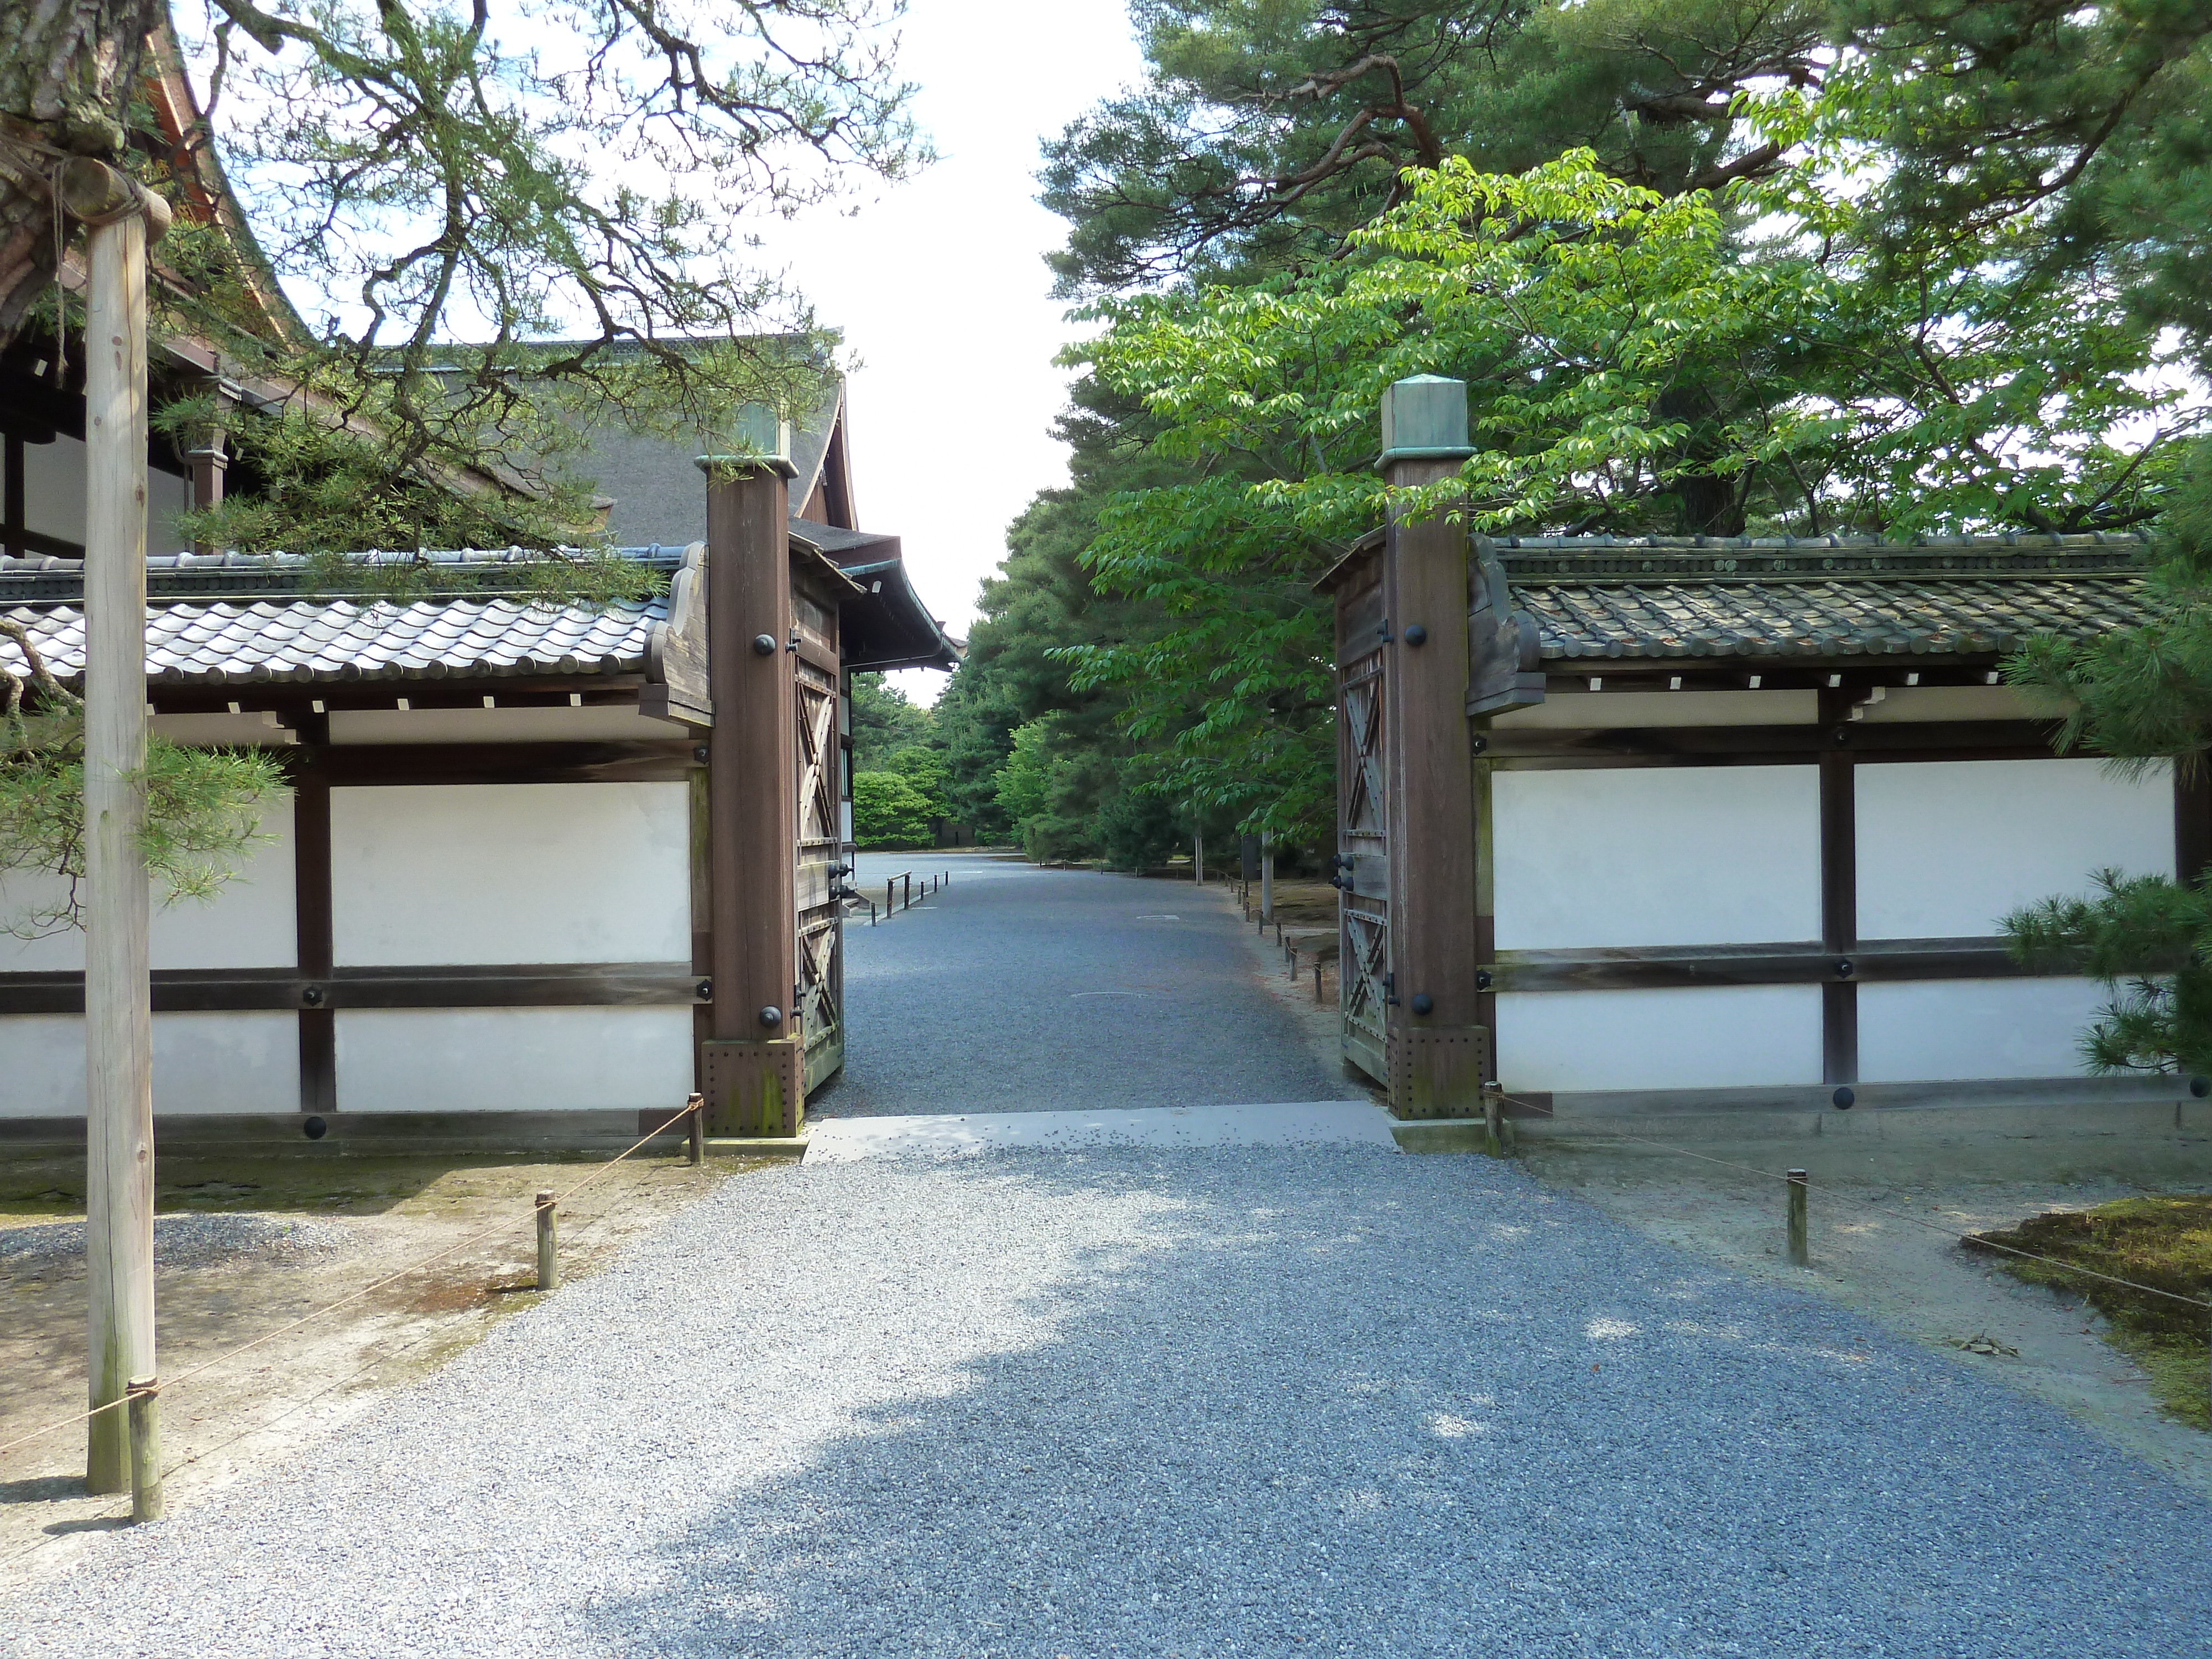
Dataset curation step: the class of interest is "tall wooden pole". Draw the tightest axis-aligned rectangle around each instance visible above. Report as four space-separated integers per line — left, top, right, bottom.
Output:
65 160 170 1493
1378 376 1485 1120
698 430 804 1136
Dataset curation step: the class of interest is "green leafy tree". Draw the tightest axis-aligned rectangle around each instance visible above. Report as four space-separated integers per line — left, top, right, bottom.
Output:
851 770 935 851
889 745 950 819
849 672 936 772
1065 146 2194 839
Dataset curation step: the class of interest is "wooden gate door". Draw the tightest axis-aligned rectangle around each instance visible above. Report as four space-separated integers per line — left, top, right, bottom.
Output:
794 653 845 1093
1334 550 1391 1085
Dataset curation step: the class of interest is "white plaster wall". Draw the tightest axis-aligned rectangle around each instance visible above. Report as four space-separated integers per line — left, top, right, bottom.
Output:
22 434 189 554
1858 685 2060 723
1858 979 2111 1082
1855 759 2173 940
1494 766 1820 949
1492 690 1818 729
0 1012 298 1117
331 782 688 965
147 467 190 555
0 794 298 973
330 707 690 744
1496 986 1823 1092
22 435 85 544
336 1007 692 1112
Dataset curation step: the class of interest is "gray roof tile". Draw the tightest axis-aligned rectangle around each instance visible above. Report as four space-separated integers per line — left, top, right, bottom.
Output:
1491 532 2160 661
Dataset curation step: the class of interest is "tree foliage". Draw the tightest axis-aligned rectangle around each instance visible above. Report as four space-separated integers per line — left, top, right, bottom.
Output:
0 621 284 936
953 0 2211 869
851 769 933 851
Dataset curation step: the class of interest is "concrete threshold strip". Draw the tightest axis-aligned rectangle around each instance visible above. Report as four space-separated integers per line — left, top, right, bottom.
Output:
804 1100 1399 1162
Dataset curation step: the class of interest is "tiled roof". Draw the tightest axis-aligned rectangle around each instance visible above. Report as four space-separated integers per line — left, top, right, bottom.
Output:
0 596 661 686
1487 533 2158 661
0 549 679 686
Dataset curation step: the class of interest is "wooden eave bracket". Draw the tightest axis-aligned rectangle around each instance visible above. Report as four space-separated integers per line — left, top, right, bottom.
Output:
1467 547 1545 716
644 540 711 727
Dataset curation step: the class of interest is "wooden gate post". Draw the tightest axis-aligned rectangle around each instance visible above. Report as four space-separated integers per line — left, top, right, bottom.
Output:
68 161 170 1492
1377 376 1486 1119
700 420 804 1136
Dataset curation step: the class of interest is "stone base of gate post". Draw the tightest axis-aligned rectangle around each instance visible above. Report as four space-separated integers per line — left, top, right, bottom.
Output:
1386 1026 1493 1120
701 1038 807 1138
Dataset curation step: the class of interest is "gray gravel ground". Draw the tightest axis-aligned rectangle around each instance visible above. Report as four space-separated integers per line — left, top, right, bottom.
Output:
8 1147 2207 1657
826 854 1359 1116
0 1212 349 1271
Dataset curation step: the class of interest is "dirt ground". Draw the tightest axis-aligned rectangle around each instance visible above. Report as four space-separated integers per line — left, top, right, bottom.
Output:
0 1146 758 1587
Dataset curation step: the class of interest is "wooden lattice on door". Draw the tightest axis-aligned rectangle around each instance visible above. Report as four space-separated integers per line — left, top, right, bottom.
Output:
1337 565 1390 1084
795 659 844 1094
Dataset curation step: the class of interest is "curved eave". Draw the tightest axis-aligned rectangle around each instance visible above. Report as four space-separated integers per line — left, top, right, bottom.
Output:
835 557 963 673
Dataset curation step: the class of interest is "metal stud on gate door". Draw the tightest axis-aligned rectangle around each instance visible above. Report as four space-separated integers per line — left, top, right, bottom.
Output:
758 1005 783 1029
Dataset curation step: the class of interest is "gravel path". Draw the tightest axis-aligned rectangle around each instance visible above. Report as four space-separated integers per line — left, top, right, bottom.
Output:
9 1147 2208 1657
0 1213 349 1271
826 854 1358 1116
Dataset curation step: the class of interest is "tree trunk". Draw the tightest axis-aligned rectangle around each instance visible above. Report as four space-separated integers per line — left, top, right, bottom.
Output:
0 0 163 345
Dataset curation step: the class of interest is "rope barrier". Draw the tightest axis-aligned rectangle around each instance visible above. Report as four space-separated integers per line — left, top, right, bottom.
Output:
1491 1089 2212 1313
0 1097 708 1463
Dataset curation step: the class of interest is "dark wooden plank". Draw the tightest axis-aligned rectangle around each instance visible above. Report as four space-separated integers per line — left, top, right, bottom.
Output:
1381 456 1484 1117
1816 685 1859 1086
702 465 803 1134
0 962 705 1015
1486 718 2059 765
316 741 696 786
1489 936 2035 993
293 709 336 1113
2177 763 2212 886
145 679 649 717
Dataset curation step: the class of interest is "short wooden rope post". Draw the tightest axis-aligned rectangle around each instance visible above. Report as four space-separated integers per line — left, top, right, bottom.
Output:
535 1191 560 1291
686 1093 704 1166
1786 1169 1809 1267
1484 1093 1503 1159
885 879 894 916
126 1375 163 1522
1313 961 1323 1003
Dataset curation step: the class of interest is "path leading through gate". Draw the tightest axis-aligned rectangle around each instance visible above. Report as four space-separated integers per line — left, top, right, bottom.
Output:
826 852 1359 1117
7 856 2212 1655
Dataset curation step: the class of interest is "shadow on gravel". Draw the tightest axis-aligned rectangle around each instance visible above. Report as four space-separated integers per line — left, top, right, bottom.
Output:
591 1152 2212 1658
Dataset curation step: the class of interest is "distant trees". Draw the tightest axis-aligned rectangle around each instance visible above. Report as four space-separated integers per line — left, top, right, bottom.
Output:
945 0 2211 867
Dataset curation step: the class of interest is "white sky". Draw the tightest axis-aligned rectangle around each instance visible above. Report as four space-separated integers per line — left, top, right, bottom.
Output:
754 0 1150 702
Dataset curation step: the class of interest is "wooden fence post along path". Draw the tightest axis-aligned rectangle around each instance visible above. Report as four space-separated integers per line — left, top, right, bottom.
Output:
67 159 173 1494
1319 376 1540 1122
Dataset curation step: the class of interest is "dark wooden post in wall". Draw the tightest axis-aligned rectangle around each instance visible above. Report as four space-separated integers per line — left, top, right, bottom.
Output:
698 431 805 1136
1817 686 1859 1087
293 705 336 1116
1376 376 1488 1118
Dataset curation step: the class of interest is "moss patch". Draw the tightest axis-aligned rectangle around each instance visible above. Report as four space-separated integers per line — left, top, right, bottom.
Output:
1968 1196 2212 1427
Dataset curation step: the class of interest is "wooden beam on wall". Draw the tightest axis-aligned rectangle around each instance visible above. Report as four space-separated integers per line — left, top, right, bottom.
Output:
1488 936 2034 993
0 962 707 1016
1485 719 2061 768
1817 687 1858 1087
294 706 336 1114
2177 761 2212 886
312 741 696 787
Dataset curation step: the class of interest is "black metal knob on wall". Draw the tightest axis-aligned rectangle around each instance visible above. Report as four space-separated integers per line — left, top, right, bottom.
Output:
758 1005 783 1029
1410 993 1433 1015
